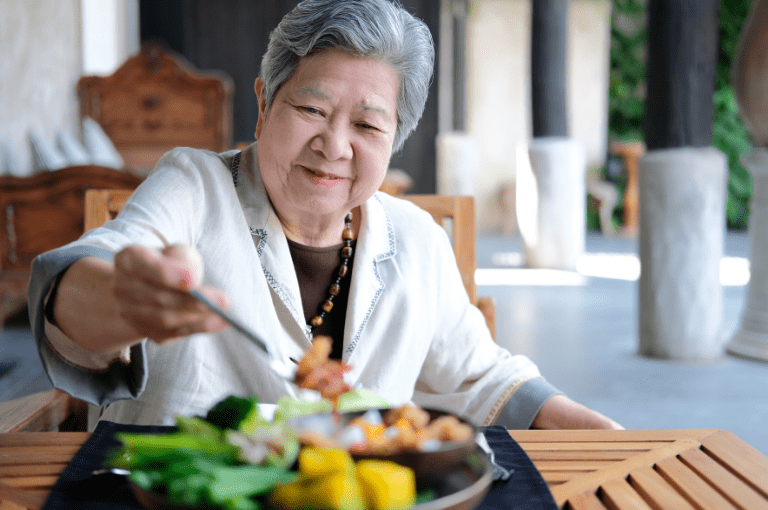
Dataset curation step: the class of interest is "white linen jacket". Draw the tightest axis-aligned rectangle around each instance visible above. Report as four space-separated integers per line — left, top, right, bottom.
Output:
28 143 560 428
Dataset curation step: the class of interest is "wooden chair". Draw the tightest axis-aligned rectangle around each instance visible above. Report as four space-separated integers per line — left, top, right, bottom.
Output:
78 42 234 174
0 166 143 325
0 170 141 433
0 390 87 433
402 195 496 340
84 188 134 232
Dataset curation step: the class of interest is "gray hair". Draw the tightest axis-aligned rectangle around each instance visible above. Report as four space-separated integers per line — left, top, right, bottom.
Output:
259 0 434 152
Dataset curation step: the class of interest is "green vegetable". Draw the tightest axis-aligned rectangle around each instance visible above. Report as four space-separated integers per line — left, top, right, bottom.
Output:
337 388 391 413
206 395 261 430
105 395 305 509
274 395 334 421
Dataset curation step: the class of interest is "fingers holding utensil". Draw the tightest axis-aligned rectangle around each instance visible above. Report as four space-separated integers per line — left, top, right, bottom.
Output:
112 244 230 343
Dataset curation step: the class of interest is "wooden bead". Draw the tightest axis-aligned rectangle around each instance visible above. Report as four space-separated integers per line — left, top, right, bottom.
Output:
342 246 353 258
329 283 341 296
342 228 354 241
338 264 348 277
345 213 353 223
322 300 334 312
311 315 323 327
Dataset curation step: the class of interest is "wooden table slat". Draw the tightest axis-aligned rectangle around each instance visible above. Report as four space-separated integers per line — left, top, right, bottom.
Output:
535 460 615 472
701 430 768 499
509 430 719 443
520 442 657 452
550 439 701 507
679 447 768 510
599 478 654 510
0 454 78 466
654 455 739 510
0 482 47 510
0 433 89 448
0 465 66 478
0 477 58 490
564 491 610 510
628 465 697 510
0 446 80 457
527 450 639 462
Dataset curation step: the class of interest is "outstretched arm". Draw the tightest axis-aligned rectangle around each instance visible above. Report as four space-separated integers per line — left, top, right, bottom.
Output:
52 245 229 355
531 394 624 430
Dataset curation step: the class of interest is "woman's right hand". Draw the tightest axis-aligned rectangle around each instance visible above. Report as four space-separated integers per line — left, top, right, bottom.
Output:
111 244 230 344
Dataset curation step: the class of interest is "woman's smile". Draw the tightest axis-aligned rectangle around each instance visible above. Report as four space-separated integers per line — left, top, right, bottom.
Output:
302 166 345 188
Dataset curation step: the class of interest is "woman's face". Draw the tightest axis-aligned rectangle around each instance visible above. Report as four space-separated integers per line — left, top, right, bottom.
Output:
255 48 399 224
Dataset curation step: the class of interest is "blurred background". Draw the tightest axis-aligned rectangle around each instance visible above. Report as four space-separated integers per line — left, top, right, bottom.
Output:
2 0 766 454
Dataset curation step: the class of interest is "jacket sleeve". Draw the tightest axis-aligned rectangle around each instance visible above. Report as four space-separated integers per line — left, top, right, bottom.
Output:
27 148 233 406
408 216 562 428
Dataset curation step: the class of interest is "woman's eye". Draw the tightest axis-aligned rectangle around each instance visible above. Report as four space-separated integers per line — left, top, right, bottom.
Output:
358 122 378 131
302 106 321 115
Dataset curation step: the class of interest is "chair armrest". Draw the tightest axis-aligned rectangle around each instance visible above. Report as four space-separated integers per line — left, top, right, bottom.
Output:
0 389 88 432
476 296 496 342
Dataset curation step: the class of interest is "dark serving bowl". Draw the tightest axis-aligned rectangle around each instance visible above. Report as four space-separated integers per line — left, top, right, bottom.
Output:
289 408 479 483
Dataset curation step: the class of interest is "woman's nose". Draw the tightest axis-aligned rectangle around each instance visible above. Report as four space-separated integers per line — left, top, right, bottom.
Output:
310 123 353 161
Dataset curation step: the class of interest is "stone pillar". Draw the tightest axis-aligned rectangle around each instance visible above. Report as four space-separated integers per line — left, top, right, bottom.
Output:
638 147 728 360
727 150 768 360
727 0 768 361
435 131 478 196
520 137 586 270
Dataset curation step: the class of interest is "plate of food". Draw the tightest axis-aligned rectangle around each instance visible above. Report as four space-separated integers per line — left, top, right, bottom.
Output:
103 338 493 510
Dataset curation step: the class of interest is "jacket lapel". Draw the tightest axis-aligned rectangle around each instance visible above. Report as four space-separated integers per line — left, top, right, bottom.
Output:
344 194 396 357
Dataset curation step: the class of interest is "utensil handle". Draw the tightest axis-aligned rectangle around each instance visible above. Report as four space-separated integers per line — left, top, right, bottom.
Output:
189 289 270 354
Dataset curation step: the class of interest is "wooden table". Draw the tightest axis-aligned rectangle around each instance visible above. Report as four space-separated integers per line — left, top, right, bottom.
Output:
1 429 767 510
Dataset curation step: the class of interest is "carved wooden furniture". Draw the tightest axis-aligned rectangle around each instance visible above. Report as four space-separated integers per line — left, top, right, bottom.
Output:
0 166 142 325
84 188 133 233
2 428 767 510
402 195 496 340
610 140 646 236
78 43 234 174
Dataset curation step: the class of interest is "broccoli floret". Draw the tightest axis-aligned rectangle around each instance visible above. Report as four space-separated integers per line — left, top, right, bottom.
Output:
205 396 260 430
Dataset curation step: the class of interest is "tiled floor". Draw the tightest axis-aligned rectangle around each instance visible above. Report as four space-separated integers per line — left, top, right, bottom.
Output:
2 231 767 457
477 230 768 456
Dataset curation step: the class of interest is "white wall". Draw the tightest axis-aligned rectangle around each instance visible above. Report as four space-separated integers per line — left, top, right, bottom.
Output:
81 0 139 76
0 0 82 176
466 0 611 232
0 0 138 176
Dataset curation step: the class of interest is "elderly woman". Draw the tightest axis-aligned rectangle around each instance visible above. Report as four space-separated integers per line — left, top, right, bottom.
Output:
29 0 620 430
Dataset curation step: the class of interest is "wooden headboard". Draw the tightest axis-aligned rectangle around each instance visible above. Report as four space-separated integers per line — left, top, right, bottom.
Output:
0 166 142 323
77 43 234 174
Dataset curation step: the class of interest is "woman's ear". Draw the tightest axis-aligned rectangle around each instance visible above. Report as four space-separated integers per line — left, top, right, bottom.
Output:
254 77 267 140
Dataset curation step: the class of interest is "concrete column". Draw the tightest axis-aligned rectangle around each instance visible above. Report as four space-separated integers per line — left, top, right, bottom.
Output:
727 149 768 361
436 131 478 196
520 137 586 270
638 147 728 360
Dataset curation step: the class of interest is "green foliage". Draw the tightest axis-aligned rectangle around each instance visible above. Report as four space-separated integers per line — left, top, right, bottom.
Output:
714 0 753 229
608 0 646 141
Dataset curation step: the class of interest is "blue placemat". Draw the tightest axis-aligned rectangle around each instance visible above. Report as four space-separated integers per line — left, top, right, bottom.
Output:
42 421 556 510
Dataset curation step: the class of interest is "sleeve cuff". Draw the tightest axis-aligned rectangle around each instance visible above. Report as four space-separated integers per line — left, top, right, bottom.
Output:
494 377 564 430
28 244 148 407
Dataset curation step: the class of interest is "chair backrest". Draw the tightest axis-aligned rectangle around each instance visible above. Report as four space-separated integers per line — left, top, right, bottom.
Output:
401 195 477 303
0 167 142 273
77 43 234 174
84 189 134 232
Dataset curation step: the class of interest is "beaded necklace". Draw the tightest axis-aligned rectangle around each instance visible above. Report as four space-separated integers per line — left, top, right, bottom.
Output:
309 211 355 329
